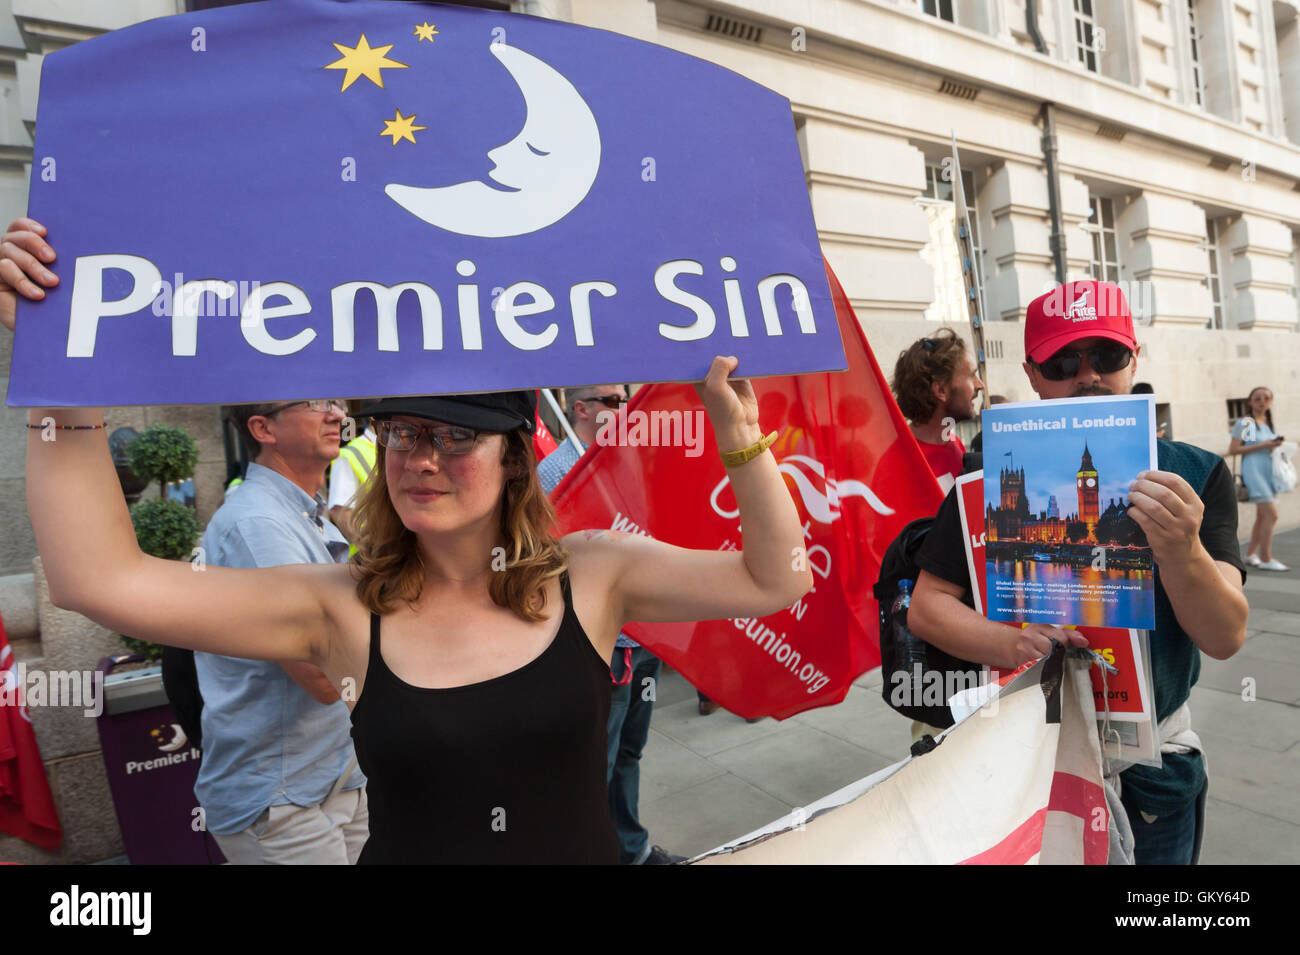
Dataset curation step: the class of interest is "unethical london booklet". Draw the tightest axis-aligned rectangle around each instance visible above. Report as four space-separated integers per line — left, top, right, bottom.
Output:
956 469 1158 766
981 393 1157 631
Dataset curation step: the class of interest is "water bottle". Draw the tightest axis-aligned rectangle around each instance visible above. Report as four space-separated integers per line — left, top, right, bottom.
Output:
890 578 913 619
892 579 928 679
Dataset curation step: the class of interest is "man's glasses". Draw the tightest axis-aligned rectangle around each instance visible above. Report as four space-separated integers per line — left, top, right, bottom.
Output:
267 399 347 415
375 420 479 455
1035 344 1132 381
578 394 628 410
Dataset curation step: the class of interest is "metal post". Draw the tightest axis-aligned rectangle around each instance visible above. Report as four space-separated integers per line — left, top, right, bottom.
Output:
951 133 991 411
540 387 585 454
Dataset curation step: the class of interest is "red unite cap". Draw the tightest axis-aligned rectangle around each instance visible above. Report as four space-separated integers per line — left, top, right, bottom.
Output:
1024 280 1137 363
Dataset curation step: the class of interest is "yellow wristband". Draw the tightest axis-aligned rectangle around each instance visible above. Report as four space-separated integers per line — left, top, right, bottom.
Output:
720 430 778 468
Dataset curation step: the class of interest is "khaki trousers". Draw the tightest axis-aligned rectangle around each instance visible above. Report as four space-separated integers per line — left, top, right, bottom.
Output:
213 786 369 865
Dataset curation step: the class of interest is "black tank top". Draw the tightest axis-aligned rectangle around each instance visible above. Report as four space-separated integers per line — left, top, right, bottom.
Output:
349 571 619 864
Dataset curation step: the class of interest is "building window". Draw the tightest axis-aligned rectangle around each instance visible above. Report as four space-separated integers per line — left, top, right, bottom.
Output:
922 0 956 21
1074 0 1102 72
1203 215 1229 329
1083 195 1120 283
918 163 987 324
1188 0 1206 106
1276 6 1300 144
925 166 977 213
923 164 980 243
1226 397 1251 429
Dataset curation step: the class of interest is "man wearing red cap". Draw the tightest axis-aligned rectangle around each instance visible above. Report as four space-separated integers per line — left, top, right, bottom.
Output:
908 280 1249 865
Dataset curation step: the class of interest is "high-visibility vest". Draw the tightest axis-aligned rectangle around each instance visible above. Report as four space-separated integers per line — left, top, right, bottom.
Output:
339 434 377 485
338 434 376 558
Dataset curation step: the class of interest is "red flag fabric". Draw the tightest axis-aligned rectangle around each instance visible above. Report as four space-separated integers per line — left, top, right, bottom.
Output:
533 391 559 460
551 262 944 718
0 614 62 851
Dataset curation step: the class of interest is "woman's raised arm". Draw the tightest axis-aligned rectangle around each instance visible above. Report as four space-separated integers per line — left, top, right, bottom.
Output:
568 355 813 629
8 219 334 665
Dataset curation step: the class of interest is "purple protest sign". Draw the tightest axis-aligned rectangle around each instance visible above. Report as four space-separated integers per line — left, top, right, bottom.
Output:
11 0 844 406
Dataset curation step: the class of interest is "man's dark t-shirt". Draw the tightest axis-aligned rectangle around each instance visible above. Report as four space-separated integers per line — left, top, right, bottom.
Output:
916 439 1245 815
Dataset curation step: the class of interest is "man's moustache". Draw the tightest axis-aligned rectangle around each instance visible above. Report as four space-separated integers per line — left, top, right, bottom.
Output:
1072 385 1113 397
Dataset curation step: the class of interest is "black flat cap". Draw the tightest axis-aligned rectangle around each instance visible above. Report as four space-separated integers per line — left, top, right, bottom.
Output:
358 391 536 434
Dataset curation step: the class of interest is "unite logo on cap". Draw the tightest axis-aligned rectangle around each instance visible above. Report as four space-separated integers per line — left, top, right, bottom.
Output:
1066 288 1099 322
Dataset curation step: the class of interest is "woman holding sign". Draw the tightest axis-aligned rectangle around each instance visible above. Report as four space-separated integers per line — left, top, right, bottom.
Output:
1 217 813 864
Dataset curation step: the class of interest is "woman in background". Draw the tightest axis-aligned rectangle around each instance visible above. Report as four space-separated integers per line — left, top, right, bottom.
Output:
1229 386 1287 571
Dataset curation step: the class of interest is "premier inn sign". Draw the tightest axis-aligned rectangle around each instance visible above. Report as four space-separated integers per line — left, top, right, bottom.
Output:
11 0 845 406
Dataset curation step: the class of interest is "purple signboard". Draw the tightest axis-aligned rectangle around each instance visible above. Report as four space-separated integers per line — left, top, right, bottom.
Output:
10 0 844 407
95 700 223 865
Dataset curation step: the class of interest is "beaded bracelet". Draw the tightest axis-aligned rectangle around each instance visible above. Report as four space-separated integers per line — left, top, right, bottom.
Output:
26 422 106 431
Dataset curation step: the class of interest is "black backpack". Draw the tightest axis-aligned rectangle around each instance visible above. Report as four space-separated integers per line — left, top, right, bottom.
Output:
161 646 203 751
873 455 985 729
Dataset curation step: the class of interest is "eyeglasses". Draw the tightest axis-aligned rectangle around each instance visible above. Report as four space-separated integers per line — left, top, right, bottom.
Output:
577 394 628 410
267 399 347 416
375 420 479 455
1035 343 1132 381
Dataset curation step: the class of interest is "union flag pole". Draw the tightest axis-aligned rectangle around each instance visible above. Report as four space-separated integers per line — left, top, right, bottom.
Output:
951 132 990 412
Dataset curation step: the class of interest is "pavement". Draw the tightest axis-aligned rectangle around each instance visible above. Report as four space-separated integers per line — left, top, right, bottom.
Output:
638 527 1300 864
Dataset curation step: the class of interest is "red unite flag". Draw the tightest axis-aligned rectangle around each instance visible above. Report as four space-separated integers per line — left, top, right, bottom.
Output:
551 262 944 718
533 392 559 460
0 614 63 852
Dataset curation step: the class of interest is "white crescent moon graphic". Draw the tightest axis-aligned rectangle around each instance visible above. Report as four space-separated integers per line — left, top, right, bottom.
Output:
385 43 601 237
158 724 189 752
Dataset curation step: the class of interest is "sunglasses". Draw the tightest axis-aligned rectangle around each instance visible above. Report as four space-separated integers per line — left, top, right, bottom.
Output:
1035 343 1132 381
266 399 347 415
375 420 479 455
578 394 628 409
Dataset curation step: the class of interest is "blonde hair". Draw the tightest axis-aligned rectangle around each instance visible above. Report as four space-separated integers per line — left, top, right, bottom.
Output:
351 429 568 622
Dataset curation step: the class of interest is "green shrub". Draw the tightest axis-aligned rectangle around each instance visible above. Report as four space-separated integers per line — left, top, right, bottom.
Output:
128 425 199 497
119 634 163 661
130 498 201 562
120 439 202 661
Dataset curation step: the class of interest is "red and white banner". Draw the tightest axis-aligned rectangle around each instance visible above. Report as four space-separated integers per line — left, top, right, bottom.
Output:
0 614 62 852
551 262 943 718
694 650 1109 865
533 393 559 460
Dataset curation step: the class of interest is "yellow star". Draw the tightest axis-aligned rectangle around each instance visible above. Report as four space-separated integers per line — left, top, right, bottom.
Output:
413 22 439 42
380 109 427 146
324 34 408 92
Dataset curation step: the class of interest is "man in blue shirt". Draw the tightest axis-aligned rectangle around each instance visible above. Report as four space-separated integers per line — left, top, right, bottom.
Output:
197 398 367 864
540 385 682 865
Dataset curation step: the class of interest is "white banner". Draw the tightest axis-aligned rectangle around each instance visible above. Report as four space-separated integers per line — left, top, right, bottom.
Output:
693 651 1109 865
